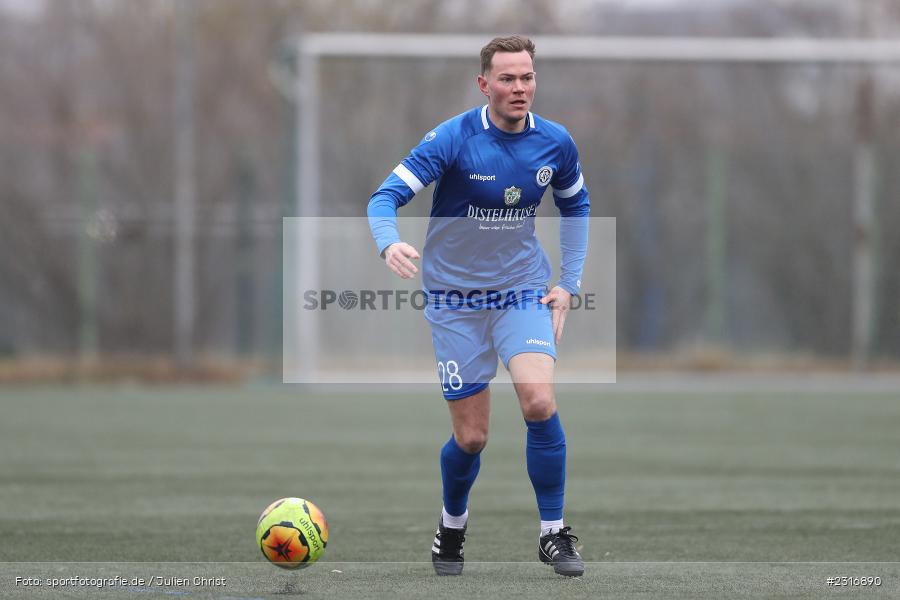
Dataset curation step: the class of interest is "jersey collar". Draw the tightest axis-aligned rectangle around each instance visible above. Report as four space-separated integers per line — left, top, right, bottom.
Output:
481 105 536 138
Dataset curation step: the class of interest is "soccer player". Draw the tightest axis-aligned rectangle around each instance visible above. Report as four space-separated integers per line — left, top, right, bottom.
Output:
367 35 589 577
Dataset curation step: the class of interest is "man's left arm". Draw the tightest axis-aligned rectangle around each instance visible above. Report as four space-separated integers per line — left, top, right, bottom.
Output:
541 134 590 344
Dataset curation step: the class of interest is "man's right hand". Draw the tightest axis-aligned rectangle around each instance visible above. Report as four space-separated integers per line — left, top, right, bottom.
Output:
383 242 421 279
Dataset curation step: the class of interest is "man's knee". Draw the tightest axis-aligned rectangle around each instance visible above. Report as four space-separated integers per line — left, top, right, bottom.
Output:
455 429 488 454
519 386 556 422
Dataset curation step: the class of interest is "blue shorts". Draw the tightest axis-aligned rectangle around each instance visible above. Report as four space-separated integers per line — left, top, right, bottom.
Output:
424 288 557 400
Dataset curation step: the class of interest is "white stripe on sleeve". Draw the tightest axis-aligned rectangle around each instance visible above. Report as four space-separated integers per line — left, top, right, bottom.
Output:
552 173 584 198
392 163 425 194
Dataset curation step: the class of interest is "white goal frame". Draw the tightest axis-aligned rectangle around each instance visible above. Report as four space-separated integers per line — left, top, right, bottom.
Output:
286 33 900 380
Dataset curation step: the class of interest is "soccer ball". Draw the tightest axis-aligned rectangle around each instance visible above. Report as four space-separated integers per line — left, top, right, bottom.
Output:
256 497 329 569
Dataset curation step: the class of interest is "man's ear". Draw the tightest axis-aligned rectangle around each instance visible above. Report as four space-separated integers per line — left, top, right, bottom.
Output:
476 74 489 98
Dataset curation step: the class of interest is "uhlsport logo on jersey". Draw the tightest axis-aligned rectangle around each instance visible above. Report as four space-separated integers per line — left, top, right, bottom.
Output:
469 172 496 182
503 186 522 206
424 130 437 142
536 166 553 187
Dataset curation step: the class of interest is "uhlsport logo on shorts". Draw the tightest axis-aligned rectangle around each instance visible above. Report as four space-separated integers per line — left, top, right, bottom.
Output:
526 338 552 347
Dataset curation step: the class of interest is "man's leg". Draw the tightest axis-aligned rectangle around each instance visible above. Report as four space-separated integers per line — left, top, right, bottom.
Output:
432 386 490 575
442 386 491 520
425 305 496 575
509 353 583 576
509 353 562 524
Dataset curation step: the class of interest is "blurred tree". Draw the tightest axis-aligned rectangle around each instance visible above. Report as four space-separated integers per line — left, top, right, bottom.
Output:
0 0 898 362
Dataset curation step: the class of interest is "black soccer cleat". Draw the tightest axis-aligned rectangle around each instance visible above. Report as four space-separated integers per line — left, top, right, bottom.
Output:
539 526 584 577
431 518 466 576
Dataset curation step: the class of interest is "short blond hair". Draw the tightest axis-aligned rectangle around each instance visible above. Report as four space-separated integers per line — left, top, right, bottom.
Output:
480 35 535 74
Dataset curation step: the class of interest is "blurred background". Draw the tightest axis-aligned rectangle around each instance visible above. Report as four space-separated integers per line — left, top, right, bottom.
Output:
1 0 900 381
3 5 899 588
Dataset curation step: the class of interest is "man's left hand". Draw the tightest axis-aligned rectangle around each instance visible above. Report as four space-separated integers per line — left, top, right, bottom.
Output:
540 286 572 345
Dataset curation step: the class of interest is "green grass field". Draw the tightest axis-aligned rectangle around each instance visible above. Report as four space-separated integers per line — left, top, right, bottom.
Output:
1 383 899 599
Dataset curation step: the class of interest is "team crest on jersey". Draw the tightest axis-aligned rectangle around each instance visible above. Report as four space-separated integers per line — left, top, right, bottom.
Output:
503 186 522 206
536 165 553 187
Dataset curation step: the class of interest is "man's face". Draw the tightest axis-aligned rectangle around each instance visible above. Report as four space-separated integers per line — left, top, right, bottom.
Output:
477 50 535 132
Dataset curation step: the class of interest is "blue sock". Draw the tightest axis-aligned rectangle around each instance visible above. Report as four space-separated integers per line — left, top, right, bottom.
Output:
440 435 482 517
525 412 566 521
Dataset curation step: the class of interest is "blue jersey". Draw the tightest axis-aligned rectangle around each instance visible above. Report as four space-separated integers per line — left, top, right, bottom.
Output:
368 105 589 295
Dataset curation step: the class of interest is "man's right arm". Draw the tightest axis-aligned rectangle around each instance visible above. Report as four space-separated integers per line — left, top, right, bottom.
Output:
366 124 455 259
366 164 422 257
367 177 421 278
